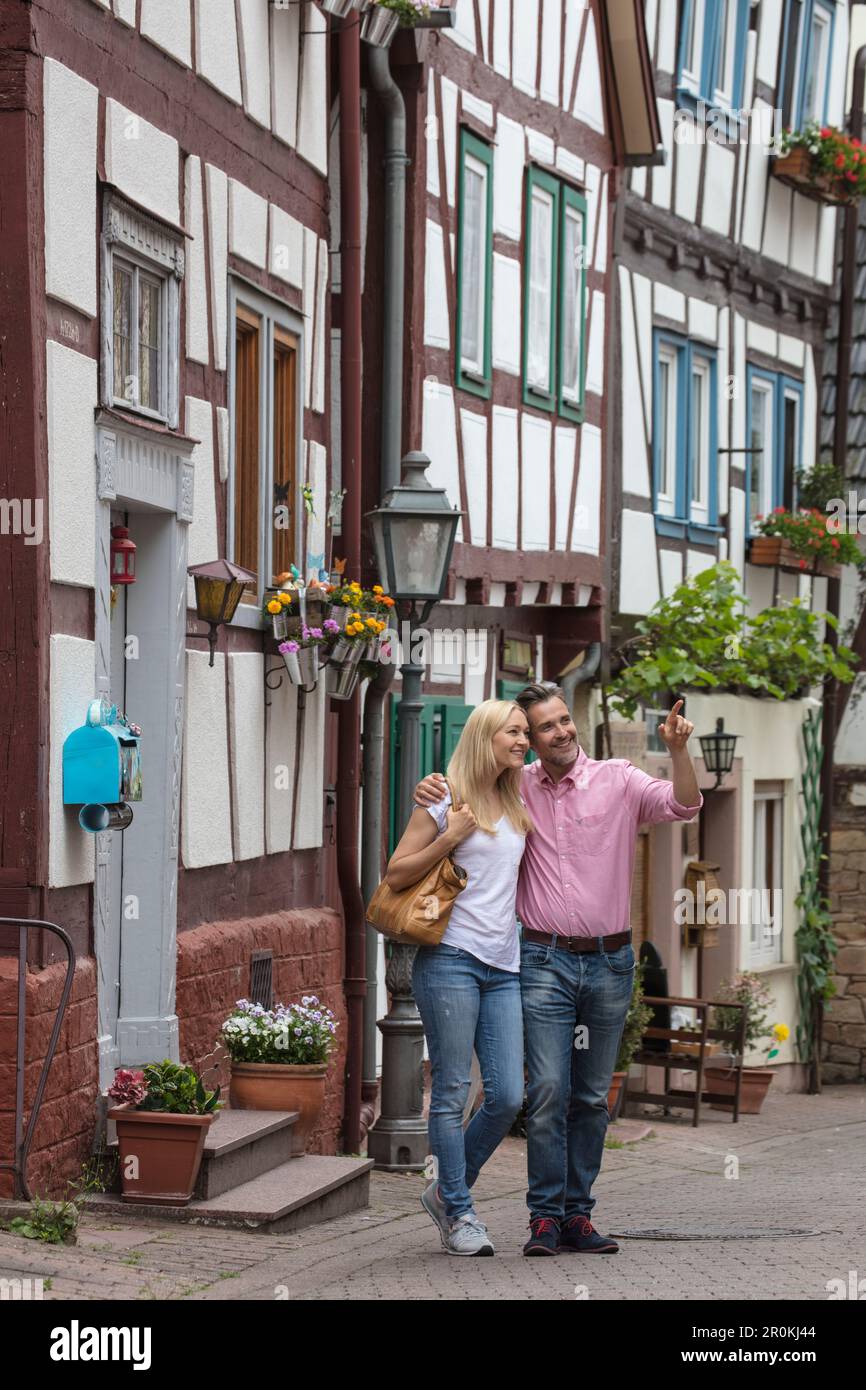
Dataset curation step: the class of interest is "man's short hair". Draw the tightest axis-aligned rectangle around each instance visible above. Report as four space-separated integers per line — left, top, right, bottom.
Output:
514 681 567 718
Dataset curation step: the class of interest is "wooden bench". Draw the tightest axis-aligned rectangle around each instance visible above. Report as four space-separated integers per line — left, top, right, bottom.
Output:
625 994 748 1126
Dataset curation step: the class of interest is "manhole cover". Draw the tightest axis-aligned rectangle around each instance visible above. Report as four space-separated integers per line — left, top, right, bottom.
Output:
609 1227 823 1241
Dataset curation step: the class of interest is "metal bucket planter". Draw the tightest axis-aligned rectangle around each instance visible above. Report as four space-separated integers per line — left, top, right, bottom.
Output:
361 4 400 47
326 638 364 700
318 0 359 17
271 610 290 641
280 645 319 689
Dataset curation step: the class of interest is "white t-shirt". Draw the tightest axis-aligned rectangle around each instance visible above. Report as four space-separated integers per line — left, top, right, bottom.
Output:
422 786 526 973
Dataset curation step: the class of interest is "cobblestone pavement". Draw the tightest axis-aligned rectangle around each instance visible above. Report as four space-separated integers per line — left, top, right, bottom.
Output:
1 1087 863 1302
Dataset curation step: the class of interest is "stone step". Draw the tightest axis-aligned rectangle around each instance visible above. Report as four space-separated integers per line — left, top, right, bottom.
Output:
196 1109 301 1198
87 1154 374 1234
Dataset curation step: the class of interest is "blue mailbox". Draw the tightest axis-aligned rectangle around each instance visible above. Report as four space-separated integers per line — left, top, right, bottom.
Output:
63 699 142 832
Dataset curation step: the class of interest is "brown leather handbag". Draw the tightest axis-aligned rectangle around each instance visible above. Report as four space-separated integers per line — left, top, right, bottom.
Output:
366 780 468 945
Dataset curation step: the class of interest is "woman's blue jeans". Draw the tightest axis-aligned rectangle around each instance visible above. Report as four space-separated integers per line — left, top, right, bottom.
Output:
412 943 525 1224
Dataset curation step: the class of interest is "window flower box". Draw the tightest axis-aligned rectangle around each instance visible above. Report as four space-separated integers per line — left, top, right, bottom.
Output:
772 123 866 208
748 534 840 579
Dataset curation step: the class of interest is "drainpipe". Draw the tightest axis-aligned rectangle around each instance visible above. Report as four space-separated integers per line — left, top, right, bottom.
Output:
558 641 602 709
338 15 366 1155
360 660 394 1124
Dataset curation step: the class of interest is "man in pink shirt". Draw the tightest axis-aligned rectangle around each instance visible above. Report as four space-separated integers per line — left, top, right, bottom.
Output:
416 683 701 1256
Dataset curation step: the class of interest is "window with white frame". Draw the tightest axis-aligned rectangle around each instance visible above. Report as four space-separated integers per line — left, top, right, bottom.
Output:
652 330 719 537
746 367 803 532
456 129 493 396
100 193 183 427
677 0 750 108
526 182 555 395
560 198 586 409
779 0 835 128
229 280 303 607
749 788 784 966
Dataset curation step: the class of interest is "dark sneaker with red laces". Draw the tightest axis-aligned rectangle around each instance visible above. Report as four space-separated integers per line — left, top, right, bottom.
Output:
523 1216 561 1256
560 1216 619 1253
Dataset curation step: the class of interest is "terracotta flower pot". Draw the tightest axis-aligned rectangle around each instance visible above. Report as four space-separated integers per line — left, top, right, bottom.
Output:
607 1070 627 1120
229 1062 328 1154
108 1105 214 1206
704 1066 775 1114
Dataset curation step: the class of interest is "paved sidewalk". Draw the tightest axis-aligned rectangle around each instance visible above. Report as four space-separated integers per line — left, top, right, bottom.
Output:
1 1087 863 1301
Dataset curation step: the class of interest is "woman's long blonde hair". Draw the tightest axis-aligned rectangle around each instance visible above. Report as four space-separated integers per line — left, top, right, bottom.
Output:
445 700 534 836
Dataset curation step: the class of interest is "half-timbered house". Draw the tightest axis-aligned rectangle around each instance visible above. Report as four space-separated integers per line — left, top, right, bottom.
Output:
611 0 853 1082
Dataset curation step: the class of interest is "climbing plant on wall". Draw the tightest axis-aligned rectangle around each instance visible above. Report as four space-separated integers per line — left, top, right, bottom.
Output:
795 707 838 1092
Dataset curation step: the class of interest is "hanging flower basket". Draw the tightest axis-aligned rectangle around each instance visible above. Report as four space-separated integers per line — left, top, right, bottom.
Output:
748 503 861 579
278 642 320 688
361 4 401 45
319 0 360 18
772 123 866 207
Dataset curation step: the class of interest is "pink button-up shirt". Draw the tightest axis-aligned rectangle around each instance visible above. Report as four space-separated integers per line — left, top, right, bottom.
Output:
516 746 702 938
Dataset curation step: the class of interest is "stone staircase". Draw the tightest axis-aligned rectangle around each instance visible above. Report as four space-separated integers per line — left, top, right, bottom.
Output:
91 1109 373 1234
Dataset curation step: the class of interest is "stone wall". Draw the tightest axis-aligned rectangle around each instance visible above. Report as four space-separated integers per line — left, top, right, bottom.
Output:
824 768 866 1082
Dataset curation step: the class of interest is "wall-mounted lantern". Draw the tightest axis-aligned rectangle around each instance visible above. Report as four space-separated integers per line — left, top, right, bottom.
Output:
698 717 740 789
110 524 137 585
187 558 257 667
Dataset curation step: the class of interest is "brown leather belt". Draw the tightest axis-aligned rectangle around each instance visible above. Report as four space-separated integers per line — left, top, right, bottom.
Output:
521 928 632 955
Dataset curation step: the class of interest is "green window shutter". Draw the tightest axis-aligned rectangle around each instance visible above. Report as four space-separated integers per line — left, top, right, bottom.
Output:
557 185 588 424
440 701 474 769
522 165 560 414
456 129 493 400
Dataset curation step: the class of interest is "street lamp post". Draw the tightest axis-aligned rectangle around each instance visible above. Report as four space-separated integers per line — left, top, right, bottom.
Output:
365 452 463 1170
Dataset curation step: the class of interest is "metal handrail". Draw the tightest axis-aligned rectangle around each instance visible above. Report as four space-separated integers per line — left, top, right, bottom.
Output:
0 918 76 1200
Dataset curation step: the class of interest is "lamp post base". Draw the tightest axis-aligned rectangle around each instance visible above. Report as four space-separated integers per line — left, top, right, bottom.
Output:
366 943 429 1171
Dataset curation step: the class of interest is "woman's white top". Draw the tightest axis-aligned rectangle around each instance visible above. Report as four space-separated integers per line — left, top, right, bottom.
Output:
422 786 526 973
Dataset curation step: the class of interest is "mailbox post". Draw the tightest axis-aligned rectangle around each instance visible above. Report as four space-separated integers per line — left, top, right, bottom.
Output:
63 698 142 831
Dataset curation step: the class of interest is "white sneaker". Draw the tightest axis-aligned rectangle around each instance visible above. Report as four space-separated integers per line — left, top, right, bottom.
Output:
421 1180 451 1249
444 1211 494 1256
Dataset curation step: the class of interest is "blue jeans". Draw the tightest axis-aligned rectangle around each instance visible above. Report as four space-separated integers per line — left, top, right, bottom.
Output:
412 943 525 1223
520 935 635 1222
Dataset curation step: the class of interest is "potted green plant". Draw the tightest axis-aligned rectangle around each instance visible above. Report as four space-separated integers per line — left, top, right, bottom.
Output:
705 974 788 1114
221 997 339 1154
106 1061 220 1206
608 963 654 1120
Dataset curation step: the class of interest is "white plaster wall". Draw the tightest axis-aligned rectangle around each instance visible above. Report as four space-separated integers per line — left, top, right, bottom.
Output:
269 204 304 289
741 103 772 251
688 298 718 343
619 510 660 614
674 137 701 225
43 59 98 316
556 147 585 183
512 0 539 96
293 680 326 850
656 0 677 72
619 267 651 498
49 635 96 888
527 128 555 167
265 676 299 854
563 0 582 106
462 91 493 128
181 650 233 868
314 239 328 415
763 178 792 266
491 406 518 548
272 0 300 148
652 100 675 210
573 10 604 130
539 0 561 105
492 254 521 374
113 0 136 25
104 99 180 226
654 283 685 321
461 408 488 548
184 398 218 573
297 4 328 174
184 157 209 365
701 142 734 237
228 652 266 860
573 423 601 555
746 320 777 356
815 206 837 286
205 165 229 372
302 227 317 409
141 0 192 67
422 383 462 542
493 115 525 241
426 81 440 196
789 194 820 279
195 0 242 104
424 220 450 350
755 0 783 85
441 77 459 209
492 0 511 78
659 548 683 596
631 270 652 439
729 486 747 579
585 290 605 398
216 405 229 484
778 334 806 369
229 179 268 269
521 415 551 551
238 0 271 129
305 440 327 565
554 426 577 550
47 341 97 588
444 0 476 53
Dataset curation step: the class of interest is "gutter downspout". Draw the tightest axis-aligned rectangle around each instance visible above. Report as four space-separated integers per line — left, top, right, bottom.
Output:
338 15 366 1155
359 43 409 1122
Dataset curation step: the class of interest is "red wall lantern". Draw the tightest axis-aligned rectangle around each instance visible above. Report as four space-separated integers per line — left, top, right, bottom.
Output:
110 525 136 585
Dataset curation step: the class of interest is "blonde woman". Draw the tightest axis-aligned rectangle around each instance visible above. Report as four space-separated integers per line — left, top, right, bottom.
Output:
385 700 533 1256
